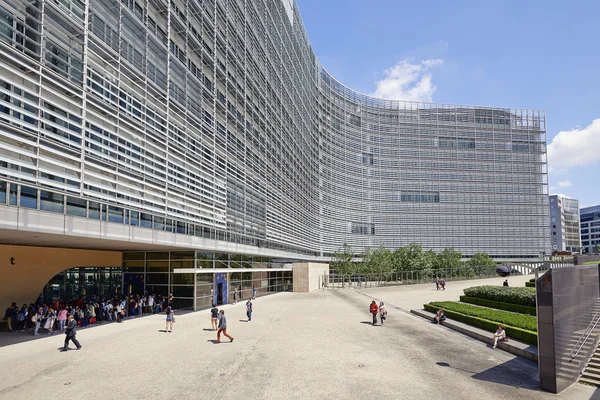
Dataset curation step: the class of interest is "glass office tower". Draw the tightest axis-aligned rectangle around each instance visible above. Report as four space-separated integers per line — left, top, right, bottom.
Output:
0 0 550 260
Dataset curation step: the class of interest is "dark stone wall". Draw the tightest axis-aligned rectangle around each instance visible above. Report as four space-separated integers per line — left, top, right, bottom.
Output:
537 265 600 393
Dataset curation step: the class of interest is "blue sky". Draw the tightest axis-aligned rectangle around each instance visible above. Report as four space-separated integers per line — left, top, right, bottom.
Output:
295 0 600 208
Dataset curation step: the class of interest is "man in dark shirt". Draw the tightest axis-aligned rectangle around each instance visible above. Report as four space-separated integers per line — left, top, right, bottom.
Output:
246 299 253 322
503 279 509 287
62 314 82 351
210 304 219 331
4 302 18 332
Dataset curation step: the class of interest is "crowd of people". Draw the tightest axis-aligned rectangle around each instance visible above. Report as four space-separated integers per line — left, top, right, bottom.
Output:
3 293 175 335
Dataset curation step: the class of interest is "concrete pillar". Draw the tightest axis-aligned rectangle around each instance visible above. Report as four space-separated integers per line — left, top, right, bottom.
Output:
292 262 329 292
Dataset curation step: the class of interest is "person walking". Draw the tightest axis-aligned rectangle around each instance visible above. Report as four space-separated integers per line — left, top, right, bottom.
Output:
369 301 378 325
435 277 440 291
217 310 234 343
379 302 387 325
440 279 446 291
210 304 219 330
61 314 82 351
165 306 175 333
246 299 253 322
233 290 238 304
252 286 257 300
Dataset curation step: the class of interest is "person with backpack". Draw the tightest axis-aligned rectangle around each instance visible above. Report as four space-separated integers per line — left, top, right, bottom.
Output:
61 314 82 351
369 301 378 325
165 306 175 333
210 304 219 330
440 279 446 291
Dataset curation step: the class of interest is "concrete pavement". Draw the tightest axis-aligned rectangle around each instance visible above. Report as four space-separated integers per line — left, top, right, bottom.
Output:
0 282 598 400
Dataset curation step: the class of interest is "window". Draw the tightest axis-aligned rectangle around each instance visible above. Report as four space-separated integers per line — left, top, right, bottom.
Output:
361 153 373 165
40 191 64 213
439 137 456 148
88 201 100 219
401 192 440 203
9 183 17 205
0 181 6 204
351 222 375 235
108 206 124 223
19 186 37 209
553 232 556 236
140 213 152 228
66 197 86 217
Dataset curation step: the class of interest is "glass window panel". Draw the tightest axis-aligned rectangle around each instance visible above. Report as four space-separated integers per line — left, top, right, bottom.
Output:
0 181 6 204
172 273 194 285
123 252 145 261
9 184 17 205
108 205 124 223
88 201 100 219
19 185 37 209
146 273 168 284
66 196 86 217
140 212 152 228
129 210 139 226
154 216 164 230
171 251 195 260
172 286 194 297
40 190 64 213
147 252 169 260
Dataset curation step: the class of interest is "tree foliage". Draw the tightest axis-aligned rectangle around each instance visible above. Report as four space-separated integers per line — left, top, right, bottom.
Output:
330 243 355 275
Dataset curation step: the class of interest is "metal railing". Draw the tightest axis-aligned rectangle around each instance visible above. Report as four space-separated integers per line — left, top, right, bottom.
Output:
322 265 511 289
569 311 600 363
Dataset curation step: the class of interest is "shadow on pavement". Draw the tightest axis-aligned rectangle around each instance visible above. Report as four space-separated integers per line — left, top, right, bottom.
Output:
206 340 220 344
203 328 215 331
360 321 377 325
471 358 539 389
238 320 249 323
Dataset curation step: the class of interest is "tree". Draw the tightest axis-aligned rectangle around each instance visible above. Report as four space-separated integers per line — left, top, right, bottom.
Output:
595 244 600 254
331 243 355 276
466 252 497 269
433 247 462 270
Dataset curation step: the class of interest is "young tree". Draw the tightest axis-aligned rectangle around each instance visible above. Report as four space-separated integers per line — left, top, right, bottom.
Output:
595 244 600 254
466 252 497 268
330 243 355 277
433 247 462 270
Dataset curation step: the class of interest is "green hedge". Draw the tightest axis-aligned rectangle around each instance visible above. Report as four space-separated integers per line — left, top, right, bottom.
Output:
529 278 536 283
428 301 537 331
525 282 535 288
463 285 536 307
424 303 537 345
460 296 536 316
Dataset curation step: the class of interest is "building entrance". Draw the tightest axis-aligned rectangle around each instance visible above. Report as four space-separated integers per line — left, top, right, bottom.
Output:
214 273 227 305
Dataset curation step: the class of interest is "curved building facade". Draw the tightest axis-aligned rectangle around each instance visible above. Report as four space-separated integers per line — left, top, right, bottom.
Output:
0 0 549 260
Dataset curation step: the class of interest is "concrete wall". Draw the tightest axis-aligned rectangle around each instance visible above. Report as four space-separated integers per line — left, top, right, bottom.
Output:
0 244 122 310
537 265 600 393
574 255 600 266
292 262 329 292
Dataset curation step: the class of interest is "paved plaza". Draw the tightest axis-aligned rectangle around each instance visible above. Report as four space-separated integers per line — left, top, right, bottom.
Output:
1 278 600 400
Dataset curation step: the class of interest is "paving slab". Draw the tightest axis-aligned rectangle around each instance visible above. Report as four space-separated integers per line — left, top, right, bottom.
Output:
0 287 598 400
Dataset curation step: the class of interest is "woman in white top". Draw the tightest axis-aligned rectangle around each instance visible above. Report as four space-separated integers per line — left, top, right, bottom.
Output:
493 324 506 348
379 302 387 325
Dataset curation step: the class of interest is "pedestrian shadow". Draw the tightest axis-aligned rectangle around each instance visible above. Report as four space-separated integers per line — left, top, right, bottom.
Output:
360 321 376 325
158 329 168 332
202 328 214 331
238 320 249 322
206 340 220 344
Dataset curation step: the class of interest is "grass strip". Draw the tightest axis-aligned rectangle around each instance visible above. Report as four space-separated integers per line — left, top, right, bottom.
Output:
424 303 537 345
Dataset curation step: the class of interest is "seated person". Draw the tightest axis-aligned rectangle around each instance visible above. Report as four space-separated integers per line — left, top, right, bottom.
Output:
493 324 506 348
433 310 446 324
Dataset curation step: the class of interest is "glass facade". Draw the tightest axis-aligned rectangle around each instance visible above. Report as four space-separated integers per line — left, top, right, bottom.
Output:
580 205 600 254
550 195 581 252
0 0 549 260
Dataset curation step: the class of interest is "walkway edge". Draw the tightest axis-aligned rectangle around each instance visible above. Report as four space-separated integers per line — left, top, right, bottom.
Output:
410 308 538 363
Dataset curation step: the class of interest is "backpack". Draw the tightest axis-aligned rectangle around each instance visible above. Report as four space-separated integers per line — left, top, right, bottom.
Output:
17 311 26 321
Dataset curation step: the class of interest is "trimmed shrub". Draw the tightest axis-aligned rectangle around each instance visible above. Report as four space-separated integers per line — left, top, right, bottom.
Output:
525 282 535 288
463 285 536 307
460 296 536 316
428 301 537 331
424 303 537 346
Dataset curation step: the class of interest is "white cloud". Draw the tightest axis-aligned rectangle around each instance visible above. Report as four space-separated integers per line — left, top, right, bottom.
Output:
547 119 600 173
371 58 443 102
557 180 572 188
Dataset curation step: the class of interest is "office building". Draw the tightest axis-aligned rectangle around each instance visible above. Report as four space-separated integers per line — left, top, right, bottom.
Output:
0 0 550 307
580 205 600 254
550 195 581 252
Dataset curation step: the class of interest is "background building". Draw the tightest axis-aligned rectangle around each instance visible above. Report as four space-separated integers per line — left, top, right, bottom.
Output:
0 0 550 305
580 205 600 254
550 195 581 252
